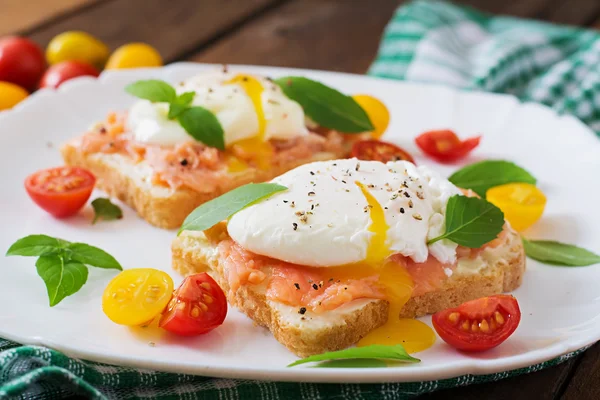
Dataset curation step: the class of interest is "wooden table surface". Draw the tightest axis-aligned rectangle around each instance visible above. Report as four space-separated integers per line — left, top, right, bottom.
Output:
3 0 600 399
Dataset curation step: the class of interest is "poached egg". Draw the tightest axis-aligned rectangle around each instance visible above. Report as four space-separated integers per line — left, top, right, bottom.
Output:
126 70 309 147
228 158 461 267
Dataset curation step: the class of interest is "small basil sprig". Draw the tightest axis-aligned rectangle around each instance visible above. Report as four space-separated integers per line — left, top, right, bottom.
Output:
274 76 374 133
180 183 288 234
428 195 505 248
91 198 123 224
287 344 419 368
6 235 122 306
522 238 600 266
125 80 225 150
448 160 536 198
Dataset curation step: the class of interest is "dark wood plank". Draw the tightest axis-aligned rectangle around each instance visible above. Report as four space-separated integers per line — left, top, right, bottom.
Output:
560 343 600 400
26 0 284 62
0 0 97 37
537 0 600 26
189 0 402 73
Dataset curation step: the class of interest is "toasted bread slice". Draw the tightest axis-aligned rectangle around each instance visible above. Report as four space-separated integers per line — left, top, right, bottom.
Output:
61 144 347 229
172 227 525 357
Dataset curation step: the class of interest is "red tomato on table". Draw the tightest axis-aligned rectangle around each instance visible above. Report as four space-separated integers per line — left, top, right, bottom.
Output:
160 273 227 336
415 130 481 163
432 295 521 352
25 166 96 217
0 37 46 91
39 61 99 89
350 139 416 164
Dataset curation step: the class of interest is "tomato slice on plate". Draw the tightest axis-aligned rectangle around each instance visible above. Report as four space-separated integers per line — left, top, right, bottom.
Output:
159 273 227 336
102 268 174 326
25 166 96 217
351 139 415 164
415 130 481 163
432 295 521 352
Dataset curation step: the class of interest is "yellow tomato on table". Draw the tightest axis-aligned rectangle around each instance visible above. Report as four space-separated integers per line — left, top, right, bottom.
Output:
105 43 163 69
352 94 390 139
486 183 547 231
46 31 109 69
0 81 28 110
102 268 174 326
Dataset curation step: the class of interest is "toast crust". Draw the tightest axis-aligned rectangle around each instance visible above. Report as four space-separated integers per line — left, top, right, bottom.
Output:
172 229 526 357
61 144 346 229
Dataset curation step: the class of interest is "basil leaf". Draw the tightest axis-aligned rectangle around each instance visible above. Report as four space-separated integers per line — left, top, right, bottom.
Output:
316 359 387 368
523 239 600 266
125 80 176 103
66 243 123 270
177 106 225 150
91 198 123 224
448 160 536 197
6 234 66 257
275 76 374 133
35 255 88 307
168 91 195 119
287 344 419 367
180 183 288 234
428 195 505 248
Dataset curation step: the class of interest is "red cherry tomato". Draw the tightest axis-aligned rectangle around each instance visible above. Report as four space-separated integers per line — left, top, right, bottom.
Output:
159 273 227 336
25 166 96 218
39 61 99 89
432 295 521 352
0 37 45 91
350 139 415 164
415 130 481 163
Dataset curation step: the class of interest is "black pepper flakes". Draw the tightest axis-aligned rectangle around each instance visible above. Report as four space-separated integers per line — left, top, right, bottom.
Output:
312 283 319 290
308 191 316 196
403 192 411 198
400 207 405 214
99 127 107 134
408 200 414 208
298 307 307 315
292 223 298 231
355 162 360 171
180 159 189 166
310 171 315 175
294 283 300 290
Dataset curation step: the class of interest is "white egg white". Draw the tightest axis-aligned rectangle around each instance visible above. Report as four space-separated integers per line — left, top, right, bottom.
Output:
227 159 461 267
126 70 308 147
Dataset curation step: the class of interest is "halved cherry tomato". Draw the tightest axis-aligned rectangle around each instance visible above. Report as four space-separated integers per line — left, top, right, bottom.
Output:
432 295 521 352
159 273 227 336
25 166 96 217
352 95 390 139
486 183 546 232
350 139 415 164
415 130 481 163
0 37 46 91
39 61 99 89
103 268 174 326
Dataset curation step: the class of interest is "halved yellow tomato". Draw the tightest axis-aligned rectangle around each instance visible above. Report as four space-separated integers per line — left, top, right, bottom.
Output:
352 94 390 139
486 183 546 231
102 268 174 326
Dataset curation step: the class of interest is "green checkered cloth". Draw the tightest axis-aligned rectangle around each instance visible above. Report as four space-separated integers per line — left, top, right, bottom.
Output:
3 1 599 399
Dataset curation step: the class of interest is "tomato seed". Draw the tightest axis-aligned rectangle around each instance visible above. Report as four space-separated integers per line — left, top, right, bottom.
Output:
200 282 211 290
199 302 208 312
202 294 213 304
480 319 489 332
471 322 479 332
448 312 460 324
191 307 200 318
495 311 504 324
461 320 469 331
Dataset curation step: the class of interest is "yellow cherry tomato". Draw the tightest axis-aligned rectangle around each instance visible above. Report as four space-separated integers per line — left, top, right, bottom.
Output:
352 94 390 139
46 31 109 69
102 268 174 326
486 183 547 232
0 81 28 110
105 43 163 70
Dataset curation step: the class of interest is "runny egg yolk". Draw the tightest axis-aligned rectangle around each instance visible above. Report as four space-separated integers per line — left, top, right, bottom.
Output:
354 182 436 353
223 75 273 171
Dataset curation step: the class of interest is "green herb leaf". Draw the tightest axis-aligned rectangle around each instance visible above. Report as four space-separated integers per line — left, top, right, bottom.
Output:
428 195 505 248
448 160 536 197
168 91 196 119
315 359 388 368
287 344 419 367
274 76 374 133
125 80 176 103
66 243 123 270
5 234 66 257
91 198 123 224
180 183 288 234
522 238 600 266
177 106 225 150
35 255 88 307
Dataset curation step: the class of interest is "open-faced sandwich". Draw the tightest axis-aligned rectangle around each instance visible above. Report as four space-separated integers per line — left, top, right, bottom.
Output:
61 69 383 229
172 158 525 357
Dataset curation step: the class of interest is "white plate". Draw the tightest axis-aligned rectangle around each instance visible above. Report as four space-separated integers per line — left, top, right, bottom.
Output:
1 63 599 383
